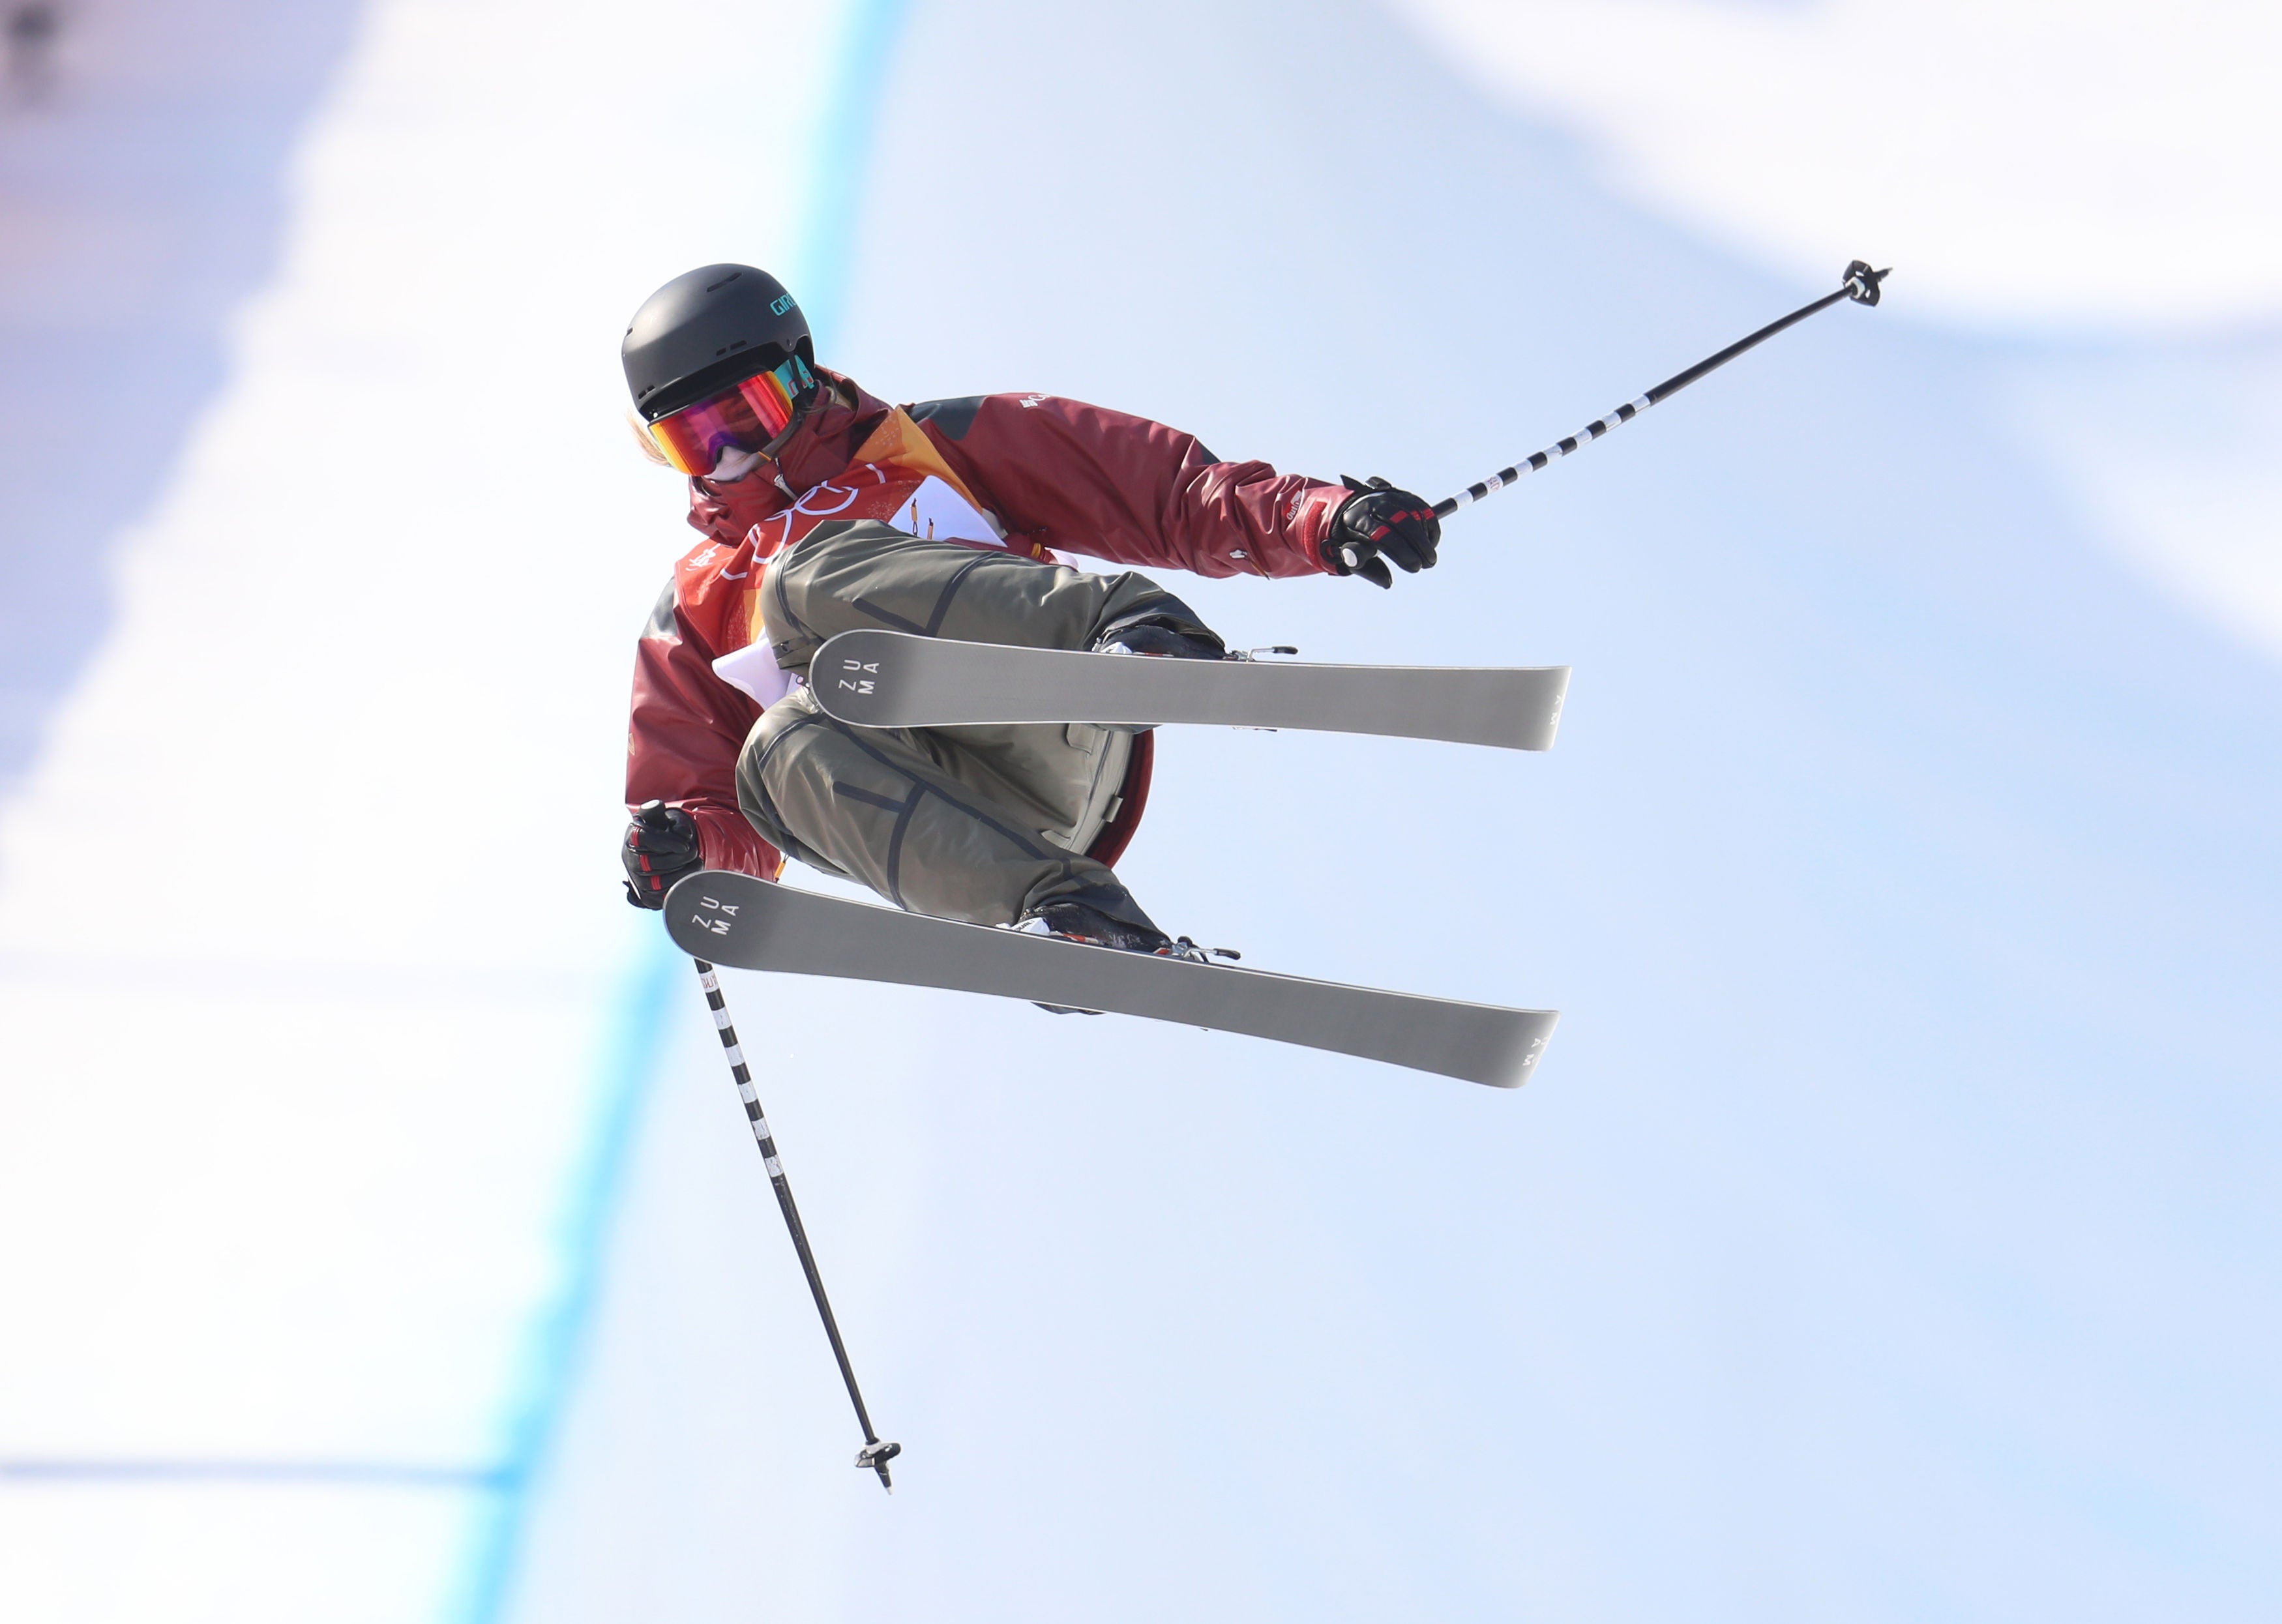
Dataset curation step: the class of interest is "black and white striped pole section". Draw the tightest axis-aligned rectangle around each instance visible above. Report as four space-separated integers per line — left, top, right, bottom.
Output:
689 954 901 1491
637 801 901 1494
1432 259 1891 520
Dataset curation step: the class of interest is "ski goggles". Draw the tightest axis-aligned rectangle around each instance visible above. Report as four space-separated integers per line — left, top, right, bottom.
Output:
644 353 816 476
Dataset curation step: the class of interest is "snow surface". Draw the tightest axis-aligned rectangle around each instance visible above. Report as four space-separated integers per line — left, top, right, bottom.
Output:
0 1 838 1617
3 1 2280 1621
1396 0 2282 331
1395 0 2282 662
511 3 2282 1620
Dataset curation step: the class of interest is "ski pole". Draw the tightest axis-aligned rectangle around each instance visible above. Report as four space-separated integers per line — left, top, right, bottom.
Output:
687 956 901 1491
641 800 900 1492
1434 259 1890 520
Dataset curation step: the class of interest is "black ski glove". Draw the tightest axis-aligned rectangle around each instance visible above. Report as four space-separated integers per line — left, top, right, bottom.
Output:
622 800 702 909
1325 476 1440 589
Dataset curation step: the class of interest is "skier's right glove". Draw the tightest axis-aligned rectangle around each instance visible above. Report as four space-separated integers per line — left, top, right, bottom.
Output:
622 801 703 909
1325 476 1440 589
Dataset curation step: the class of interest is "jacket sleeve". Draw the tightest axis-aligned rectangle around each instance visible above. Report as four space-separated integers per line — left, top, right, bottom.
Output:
625 580 782 880
921 394 1349 579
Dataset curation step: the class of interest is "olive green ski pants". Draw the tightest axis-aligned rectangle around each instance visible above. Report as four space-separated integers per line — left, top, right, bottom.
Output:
735 520 1179 930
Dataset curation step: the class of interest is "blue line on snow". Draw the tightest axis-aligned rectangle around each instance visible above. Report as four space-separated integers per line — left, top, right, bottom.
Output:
793 0 913 346
0 1460 509 1488
450 3 911 1620
449 937 679 1624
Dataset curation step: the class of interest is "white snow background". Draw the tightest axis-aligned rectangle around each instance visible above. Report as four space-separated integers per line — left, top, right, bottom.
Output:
2 1 2279 1621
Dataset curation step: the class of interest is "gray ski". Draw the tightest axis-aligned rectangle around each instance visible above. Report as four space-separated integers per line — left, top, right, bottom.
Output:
665 872 1557 1088
809 629 1569 752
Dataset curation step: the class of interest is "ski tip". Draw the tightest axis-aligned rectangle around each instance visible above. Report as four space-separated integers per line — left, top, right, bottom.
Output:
1536 666 1573 752
1490 1012 1561 1089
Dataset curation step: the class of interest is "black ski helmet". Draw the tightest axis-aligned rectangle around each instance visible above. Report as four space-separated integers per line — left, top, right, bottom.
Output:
621 264 814 422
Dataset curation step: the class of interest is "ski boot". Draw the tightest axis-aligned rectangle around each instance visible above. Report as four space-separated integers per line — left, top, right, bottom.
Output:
1022 898 1230 1014
1091 598 1227 662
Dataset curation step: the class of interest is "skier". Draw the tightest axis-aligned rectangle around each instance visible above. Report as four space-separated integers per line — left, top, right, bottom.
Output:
619 263 1442 954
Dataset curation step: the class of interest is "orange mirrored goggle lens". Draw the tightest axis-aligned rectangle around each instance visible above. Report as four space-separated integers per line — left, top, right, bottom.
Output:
647 356 814 475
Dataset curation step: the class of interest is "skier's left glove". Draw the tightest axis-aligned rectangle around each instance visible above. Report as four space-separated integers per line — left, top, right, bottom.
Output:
622 801 703 909
1325 476 1440 589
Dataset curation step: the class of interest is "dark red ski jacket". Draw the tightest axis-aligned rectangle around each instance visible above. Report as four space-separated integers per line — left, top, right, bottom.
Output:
625 372 1350 880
